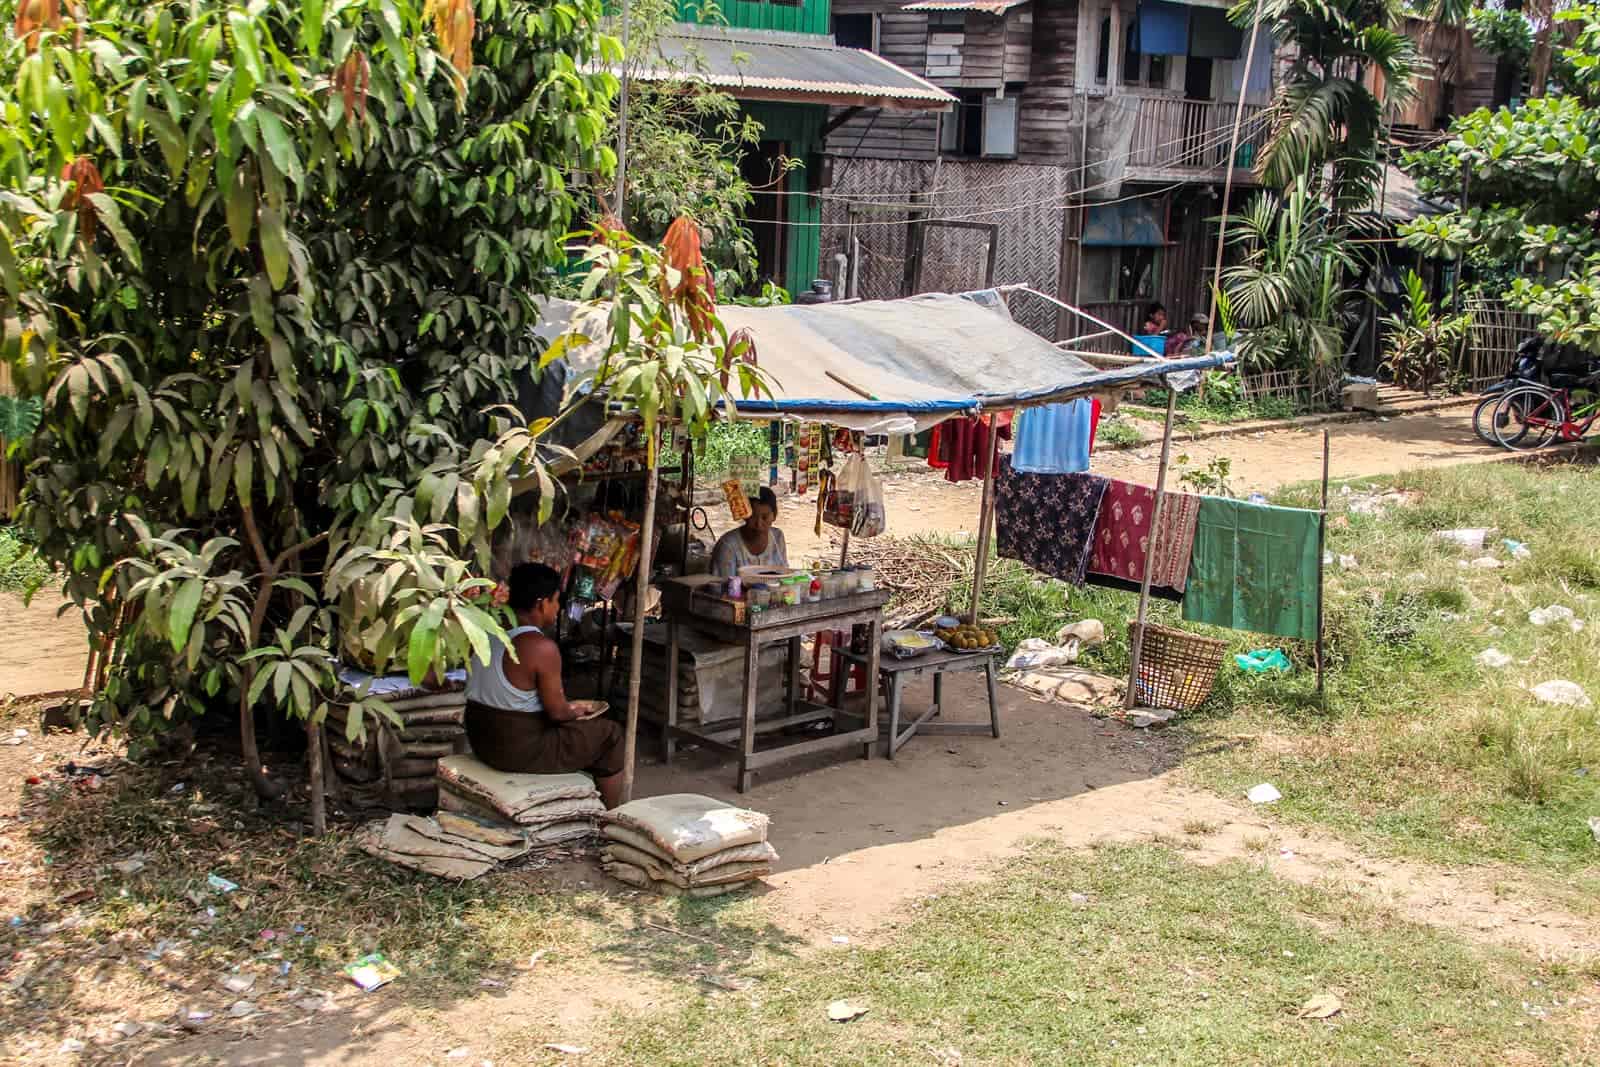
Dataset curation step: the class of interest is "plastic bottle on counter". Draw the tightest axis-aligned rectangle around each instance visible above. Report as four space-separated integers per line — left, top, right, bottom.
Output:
809 576 822 603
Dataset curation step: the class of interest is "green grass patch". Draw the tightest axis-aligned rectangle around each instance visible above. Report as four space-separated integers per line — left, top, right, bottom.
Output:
612 843 1583 1066
1096 414 1145 448
886 460 1600 894
0 524 49 596
1182 460 1600 893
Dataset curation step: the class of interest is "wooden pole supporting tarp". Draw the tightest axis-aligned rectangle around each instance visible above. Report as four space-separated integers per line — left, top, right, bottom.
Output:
1125 386 1180 710
967 410 1008 624
1317 428 1330 701
620 453 661 805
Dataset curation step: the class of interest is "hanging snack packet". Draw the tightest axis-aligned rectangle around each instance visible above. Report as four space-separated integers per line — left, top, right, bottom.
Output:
723 479 751 522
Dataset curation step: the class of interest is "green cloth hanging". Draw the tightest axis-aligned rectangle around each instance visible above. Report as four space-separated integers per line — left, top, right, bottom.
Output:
1181 496 1321 641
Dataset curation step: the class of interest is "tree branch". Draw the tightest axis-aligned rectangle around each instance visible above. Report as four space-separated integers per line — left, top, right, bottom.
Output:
273 530 329 573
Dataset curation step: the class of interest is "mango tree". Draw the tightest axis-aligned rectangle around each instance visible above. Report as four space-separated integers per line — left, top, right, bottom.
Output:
0 0 619 816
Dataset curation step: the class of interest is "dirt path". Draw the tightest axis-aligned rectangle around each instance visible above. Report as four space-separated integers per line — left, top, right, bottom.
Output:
783 405 1485 563
0 592 85 701
126 671 1600 1066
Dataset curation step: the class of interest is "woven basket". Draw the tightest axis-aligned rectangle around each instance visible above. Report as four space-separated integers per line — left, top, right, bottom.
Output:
1127 622 1228 712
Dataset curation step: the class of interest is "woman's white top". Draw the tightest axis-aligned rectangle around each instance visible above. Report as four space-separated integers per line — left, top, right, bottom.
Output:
465 625 545 713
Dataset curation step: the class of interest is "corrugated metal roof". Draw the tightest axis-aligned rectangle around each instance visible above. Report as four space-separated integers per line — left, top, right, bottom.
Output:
630 24 955 110
902 0 1030 13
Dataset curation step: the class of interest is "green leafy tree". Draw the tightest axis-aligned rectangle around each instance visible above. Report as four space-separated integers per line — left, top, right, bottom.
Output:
1401 5 1600 352
0 0 619 805
611 0 796 291
1242 0 1420 209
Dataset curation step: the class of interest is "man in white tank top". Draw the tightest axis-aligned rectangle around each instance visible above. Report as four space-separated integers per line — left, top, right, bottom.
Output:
464 563 626 808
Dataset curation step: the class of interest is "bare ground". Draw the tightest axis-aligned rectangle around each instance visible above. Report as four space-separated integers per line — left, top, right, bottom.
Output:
5 670 1595 1065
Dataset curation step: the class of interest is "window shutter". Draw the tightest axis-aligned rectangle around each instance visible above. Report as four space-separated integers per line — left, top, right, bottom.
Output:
981 96 1018 157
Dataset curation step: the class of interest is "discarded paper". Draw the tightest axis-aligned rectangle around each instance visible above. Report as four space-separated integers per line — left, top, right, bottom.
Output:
1297 992 1343 1019
827 999 869 1023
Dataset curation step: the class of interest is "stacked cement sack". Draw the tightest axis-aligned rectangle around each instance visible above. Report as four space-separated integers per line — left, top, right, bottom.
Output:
328 670 469 809
600 794 777 898
434 755 603 850
359 811 531 880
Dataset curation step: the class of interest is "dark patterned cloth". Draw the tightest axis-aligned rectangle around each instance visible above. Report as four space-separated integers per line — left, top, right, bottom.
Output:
995 460 1110 585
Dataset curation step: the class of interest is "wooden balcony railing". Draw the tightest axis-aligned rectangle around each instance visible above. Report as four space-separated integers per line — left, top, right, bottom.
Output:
1126 98 1269 172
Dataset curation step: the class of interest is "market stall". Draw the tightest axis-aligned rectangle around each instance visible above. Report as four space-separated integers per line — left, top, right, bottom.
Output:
526 288 1233 796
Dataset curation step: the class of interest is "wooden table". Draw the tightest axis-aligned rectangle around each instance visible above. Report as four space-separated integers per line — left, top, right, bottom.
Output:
658 590 887 792
837 645 1001 758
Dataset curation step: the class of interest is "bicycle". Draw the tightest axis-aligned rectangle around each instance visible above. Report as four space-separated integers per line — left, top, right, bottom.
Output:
1490 373 1600 451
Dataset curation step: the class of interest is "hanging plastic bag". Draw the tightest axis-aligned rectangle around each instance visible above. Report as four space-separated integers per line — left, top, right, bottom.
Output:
849 454 886 538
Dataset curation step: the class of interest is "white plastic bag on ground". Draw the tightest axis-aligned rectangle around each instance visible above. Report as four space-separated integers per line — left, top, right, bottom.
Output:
1005 637 1081 671
1474 648 1513 669
1246 783 1282 804
1056 619 1106 648
1434 528 1493 550
1529 605 1584 632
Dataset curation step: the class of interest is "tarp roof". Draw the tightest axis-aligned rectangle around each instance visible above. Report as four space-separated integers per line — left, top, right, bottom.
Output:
533 291 1228 435
632 24 955 111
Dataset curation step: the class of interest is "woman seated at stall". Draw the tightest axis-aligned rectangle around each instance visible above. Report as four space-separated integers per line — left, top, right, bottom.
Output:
464 562 625 808
710 487 788 578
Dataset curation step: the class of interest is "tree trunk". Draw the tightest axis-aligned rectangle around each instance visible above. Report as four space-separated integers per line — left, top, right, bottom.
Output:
239 586 287 801
1529 0 1555 98
307 718 327 835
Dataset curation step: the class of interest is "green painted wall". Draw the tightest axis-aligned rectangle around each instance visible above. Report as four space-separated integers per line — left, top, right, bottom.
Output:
676 0 830 35
744 101 825 292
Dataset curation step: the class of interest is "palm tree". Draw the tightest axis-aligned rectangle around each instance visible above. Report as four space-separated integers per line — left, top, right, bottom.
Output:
1241 0 1420 211
1220 176 1363 392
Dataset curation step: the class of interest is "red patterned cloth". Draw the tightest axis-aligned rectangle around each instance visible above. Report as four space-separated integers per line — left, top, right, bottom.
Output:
928 413 1013 483
1086 480 1201 597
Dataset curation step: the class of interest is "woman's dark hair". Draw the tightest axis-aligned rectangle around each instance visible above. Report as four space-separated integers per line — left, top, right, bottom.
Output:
747 486 778 515
1142 301 1166 322
508 562 561 612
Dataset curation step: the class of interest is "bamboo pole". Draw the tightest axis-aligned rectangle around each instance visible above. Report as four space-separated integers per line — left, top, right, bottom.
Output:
1316 428 1330 701
621 450 660 805
968 411 1008 624
1125 386 1180 711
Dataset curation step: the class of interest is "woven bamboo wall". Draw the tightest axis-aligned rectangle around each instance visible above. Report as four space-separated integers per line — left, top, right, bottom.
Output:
1465 297 1537 389
820 157 1070 339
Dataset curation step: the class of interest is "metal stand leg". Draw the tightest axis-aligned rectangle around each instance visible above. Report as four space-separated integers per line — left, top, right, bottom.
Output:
886 674 904 760
664 621 680 764
985 659 1001 739
932 671 943 719
738 635 759 793
786 635 800 716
